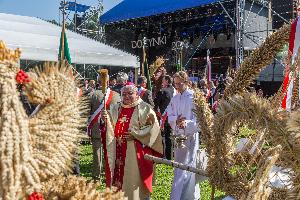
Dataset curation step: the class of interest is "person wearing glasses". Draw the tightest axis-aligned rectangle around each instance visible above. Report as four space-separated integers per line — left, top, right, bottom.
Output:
101 84 163 200
167 71 200 200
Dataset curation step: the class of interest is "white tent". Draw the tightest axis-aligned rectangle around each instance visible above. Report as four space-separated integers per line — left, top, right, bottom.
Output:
0 13 138 68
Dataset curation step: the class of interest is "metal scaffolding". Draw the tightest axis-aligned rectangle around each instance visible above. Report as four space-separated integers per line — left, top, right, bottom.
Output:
58 0 105 79
228 0 291 68
236 0 246 68
59 0 105 41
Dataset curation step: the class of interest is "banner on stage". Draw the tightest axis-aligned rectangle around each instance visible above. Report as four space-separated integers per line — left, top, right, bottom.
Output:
131 36 167 49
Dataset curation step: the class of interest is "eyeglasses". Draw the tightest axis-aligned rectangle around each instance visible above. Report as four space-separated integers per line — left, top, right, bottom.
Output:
122 92 134 96
174 82 184 86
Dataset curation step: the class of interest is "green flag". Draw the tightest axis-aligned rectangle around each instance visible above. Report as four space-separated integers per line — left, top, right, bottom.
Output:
58 29 72 64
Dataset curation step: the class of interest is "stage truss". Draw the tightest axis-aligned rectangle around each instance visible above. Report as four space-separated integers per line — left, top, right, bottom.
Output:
58 0 107 80
102 0 296 73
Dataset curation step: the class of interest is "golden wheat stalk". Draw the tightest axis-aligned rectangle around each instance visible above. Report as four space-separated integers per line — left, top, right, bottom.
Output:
269 81 285 109
42 175 126 200
149 57 165 77
207 93 286 198
0 42 41 199
193 89 214 154
224 24 290 98
26 62 85 181
245 145 282 200
286 109 300 199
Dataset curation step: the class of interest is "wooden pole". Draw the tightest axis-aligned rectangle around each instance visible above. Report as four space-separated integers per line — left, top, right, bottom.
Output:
144 154 207 176
60 0 66 62
134 67 139 85
211 185 216 200
175 51 178 72
180 49 183 71
145 154 215 199
74 0 77 32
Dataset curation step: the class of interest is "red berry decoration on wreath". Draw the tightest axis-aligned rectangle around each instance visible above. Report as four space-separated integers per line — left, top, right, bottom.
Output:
28 192 44 200
16 69 31 84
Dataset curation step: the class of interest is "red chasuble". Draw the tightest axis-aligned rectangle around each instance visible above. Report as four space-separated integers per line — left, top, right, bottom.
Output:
102 105 162 193
100 107 134 188
135 140 162 192
112 107 135 189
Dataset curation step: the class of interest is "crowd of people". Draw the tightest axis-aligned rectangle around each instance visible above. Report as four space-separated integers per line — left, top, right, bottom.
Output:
17 69 264 200
83 70 208 200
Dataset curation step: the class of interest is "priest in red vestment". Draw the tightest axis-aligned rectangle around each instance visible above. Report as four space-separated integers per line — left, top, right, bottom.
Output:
101 84 163 200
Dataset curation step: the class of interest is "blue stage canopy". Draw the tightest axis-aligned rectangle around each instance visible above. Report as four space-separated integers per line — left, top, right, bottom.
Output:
101 0 220 25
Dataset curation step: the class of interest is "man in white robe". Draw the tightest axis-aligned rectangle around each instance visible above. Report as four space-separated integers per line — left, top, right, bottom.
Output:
167 71 200 200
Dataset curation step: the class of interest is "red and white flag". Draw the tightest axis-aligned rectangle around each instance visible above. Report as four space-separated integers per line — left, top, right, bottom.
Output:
282 17 300 111
207 49 211 83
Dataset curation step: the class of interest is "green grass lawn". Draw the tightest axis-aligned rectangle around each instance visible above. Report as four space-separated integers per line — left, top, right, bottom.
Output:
79 144 225 200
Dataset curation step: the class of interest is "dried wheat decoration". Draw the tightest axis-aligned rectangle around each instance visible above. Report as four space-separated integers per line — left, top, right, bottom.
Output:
193 21 300 200
0 41 125 199
0 41 41 199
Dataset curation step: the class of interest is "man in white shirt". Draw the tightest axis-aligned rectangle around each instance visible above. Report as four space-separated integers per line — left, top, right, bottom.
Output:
167 71 200 200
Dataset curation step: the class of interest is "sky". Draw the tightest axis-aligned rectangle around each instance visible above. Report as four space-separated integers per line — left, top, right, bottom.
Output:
0 0 122 21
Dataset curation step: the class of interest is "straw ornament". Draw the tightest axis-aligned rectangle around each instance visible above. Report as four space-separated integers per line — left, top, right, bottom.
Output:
149 56 165 77
193 89 214 154
193 21 300 199
285 108 300 199
0 40 21 62
0 41 122 199
26 62 87 181
0 41 41 199
99 69 109 94
269 81 286 109
202 93 293 199
42 176 125 200
245 145 282 200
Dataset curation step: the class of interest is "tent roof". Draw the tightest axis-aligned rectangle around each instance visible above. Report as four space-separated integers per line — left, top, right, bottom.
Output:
0 13 138 68
101 0 220 25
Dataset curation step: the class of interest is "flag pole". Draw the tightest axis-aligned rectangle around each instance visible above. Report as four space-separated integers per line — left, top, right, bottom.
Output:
175 51 178 72
99 69 108 183
141 37 146 76
180 49 183 71
60 0 66 62
180 42 183 71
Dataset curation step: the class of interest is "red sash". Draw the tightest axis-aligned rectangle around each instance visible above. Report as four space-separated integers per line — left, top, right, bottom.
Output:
87 89 113 136
157 111 168 129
